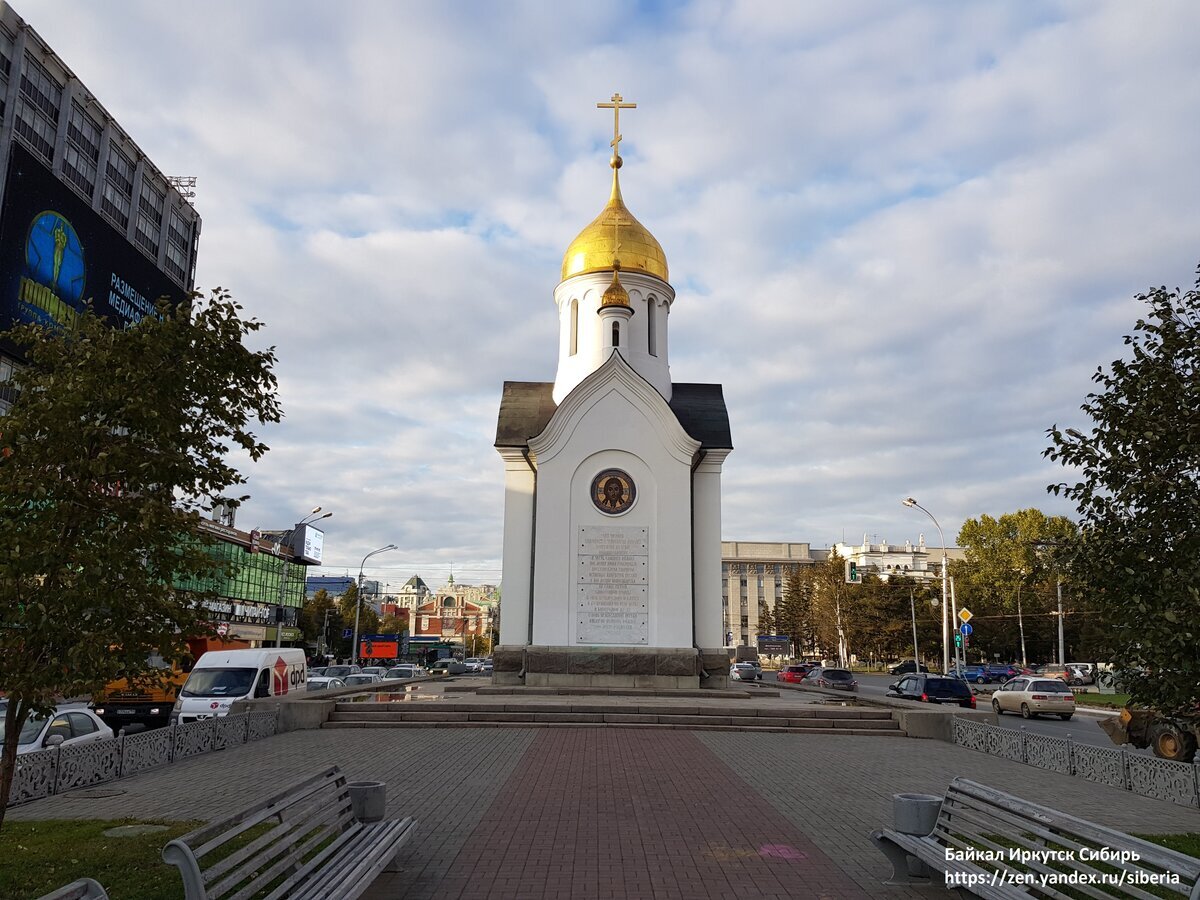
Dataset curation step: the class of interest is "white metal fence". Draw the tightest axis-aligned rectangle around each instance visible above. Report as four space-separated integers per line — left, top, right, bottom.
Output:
953 717 1200 809
7 710 279 806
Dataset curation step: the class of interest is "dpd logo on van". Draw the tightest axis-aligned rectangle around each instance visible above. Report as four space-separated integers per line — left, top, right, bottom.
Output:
272 656 290 695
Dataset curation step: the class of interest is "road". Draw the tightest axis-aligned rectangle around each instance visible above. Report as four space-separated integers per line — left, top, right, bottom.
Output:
763 671 1151 756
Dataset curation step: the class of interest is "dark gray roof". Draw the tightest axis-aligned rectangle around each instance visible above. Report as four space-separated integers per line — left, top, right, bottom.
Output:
495 381 732 451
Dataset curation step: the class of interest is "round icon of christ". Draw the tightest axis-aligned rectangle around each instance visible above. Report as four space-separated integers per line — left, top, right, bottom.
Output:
591 469 636 515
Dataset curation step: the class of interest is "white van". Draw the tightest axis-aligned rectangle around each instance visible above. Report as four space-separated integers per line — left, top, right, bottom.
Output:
171 648 307 723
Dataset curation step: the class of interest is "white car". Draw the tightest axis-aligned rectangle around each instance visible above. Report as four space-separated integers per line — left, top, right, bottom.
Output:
306 676 347 691
359 666 389 677
342 673 383 687
383 665 427 680
729 663 760 681
992 677 1076 720
463 658 487 672
3 706 114 755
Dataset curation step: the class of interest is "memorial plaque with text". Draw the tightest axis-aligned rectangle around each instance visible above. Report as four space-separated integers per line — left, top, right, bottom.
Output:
577 525 648 644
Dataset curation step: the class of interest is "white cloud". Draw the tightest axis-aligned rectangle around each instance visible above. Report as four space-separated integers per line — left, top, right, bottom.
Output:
11 0 1200 585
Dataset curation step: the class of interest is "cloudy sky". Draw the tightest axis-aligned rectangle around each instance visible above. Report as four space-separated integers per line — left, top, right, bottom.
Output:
17 0 1200 589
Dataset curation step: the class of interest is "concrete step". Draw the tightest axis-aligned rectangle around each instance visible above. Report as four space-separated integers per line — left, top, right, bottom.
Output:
323 719 906 736
324 703 903 734
331 701 894 720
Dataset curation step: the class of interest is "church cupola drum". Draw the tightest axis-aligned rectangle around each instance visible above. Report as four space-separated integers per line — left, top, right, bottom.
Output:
493 94 733 689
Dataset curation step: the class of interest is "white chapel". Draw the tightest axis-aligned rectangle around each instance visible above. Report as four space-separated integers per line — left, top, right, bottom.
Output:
493 95 733 688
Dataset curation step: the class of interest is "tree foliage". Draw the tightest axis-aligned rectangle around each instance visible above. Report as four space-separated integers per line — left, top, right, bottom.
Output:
0 290 280 824
1045 267 1200 714
950 509 1078 664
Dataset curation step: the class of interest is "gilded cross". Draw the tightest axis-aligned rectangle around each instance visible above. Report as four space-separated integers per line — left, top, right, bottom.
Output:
597 92 637 158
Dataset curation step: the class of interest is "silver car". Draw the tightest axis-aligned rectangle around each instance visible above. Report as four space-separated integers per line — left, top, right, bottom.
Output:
729 662 760 681
2 706 114 755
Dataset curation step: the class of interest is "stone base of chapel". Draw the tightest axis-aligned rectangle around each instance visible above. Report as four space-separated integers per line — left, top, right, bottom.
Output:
492 645 733 690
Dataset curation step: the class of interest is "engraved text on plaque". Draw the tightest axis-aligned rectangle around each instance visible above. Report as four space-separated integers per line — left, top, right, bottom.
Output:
577 525 648 644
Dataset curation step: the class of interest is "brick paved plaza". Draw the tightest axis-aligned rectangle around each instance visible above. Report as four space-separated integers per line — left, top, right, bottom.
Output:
9 723 1196 899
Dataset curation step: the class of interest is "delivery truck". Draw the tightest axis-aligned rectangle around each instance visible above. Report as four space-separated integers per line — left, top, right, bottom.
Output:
171 648 307 724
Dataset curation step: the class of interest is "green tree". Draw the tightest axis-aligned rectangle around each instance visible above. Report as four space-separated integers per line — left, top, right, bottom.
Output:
337 582 379 658
1045 266 1200 715
778 567 817 658
0 291 281 826
299 588 335 646
951 509 1077 664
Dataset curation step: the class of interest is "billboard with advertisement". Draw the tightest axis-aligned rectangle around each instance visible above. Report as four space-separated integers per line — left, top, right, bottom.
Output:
359 635 401 659
0 143 188 358
294 523 324 565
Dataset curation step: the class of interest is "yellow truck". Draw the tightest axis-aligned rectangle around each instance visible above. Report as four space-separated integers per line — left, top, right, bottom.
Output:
90 636 248 732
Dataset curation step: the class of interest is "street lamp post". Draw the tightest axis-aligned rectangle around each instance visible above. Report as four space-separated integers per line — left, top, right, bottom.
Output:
353 544 398 666
903 498 950 675
273 508 332 647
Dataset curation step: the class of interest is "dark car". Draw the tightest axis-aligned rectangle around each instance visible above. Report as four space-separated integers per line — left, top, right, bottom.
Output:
805 667 858 692
948 665 991 684
984 664 1020 682
888 674 977 709
889 660 930 676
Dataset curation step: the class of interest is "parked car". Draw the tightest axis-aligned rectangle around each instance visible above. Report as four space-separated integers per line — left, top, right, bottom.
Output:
383 665 428 680
887 674 977 709
888 660 930 676
308 667 327 677
463 658 488 672
429 660 468 675
992 677 1075 720
804 668 858 692
1065 663 1096 686
343 674 383 687
2 706 114 755
777 664 812 683
729 662 759 681
1034 664 1075 685
984 664 1020 682
479 660 494 674
306 676 347 691
359 666 388 677
746 660 763 678
322 665 362 679
948 665 992 684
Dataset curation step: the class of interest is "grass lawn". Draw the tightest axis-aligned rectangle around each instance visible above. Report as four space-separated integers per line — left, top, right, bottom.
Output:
1074 693 1131 709
0 819 196 900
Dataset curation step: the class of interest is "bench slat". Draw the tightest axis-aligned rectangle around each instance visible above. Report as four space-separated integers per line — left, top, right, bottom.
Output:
204 794 353 890
937 796 1187 900
936 787 1200 897
220 820 361 900
273 818 416 900
950 779 1200 880
191 770 349 862
876 778 1199 900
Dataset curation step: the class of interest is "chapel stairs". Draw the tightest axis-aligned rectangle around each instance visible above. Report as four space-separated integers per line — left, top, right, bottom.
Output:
322 692 905 736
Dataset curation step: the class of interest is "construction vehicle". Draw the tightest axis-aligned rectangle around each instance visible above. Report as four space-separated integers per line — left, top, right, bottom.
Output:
1098 707 1199 762
90 635 248 732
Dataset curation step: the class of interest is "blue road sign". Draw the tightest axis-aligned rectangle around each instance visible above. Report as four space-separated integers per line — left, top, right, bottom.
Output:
342 628 352 638
960 623 973 636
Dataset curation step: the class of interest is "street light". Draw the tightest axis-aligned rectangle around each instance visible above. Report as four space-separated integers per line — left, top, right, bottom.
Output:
903 498 950 675
273 507 333 647
353 544 399 665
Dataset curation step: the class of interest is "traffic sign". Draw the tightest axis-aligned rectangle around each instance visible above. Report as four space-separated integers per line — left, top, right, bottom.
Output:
342 628 352 638
216 623 228 636
960 623 973 636
958 607 973 624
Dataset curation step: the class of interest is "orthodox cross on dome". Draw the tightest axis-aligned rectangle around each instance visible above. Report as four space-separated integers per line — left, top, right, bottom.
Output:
597 92 636 163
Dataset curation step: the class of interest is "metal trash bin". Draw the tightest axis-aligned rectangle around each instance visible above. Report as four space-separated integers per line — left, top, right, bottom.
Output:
348 781 387 823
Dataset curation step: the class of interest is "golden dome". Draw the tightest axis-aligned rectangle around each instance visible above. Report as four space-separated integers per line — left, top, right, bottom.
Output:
600 261 631 308
561 164 668 282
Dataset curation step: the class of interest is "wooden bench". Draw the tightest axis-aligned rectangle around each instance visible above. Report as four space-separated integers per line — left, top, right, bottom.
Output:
161 766 417 900
35 879 109 900
871 776 1200 899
